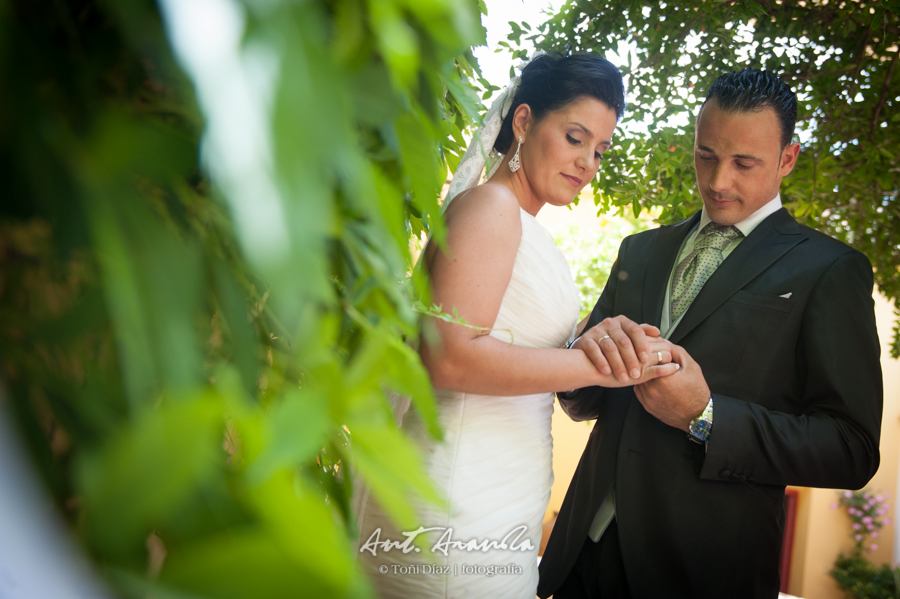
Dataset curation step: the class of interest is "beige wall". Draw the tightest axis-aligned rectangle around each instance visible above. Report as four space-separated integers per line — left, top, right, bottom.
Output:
546 410 592 521
542 286 900 598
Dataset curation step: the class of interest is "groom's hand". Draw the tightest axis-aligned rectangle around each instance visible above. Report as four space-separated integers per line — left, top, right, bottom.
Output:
574 316 661 383
634 345 710 432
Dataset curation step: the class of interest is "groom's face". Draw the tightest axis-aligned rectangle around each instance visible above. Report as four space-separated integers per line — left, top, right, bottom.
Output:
693 99 799 226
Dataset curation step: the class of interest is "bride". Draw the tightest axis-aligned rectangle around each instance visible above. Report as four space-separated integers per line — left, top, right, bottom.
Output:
356 52 679 599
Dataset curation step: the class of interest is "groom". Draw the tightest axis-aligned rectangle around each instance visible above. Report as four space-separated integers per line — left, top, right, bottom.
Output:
538 69 883 598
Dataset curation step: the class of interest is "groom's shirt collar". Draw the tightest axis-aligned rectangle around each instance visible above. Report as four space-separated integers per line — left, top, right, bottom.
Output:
698 193 782 238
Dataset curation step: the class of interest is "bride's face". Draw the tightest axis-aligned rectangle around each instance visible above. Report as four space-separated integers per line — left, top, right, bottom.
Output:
516 96 618 208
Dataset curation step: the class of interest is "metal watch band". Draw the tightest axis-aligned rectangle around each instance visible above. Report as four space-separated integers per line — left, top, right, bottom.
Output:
687 397 714 444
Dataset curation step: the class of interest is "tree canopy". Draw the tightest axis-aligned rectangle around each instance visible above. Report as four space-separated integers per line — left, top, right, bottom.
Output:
510 0 900 353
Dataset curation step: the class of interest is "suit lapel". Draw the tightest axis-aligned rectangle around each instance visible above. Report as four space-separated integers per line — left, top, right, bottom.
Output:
669 208 807 344
642 212 701 327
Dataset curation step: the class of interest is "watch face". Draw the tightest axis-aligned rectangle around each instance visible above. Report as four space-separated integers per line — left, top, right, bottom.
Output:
689 415 712 442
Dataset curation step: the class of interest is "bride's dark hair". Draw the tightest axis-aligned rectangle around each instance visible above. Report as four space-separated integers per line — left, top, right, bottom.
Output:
494 52 626 154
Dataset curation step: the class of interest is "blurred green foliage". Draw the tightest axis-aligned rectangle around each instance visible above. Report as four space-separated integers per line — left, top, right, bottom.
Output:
511 0 900 354
546 212 650 319
0 0 484 597
831 552 900 599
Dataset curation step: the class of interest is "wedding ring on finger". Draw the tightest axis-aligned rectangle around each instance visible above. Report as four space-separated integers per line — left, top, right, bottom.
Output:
598 335 612 343
657 351 663 365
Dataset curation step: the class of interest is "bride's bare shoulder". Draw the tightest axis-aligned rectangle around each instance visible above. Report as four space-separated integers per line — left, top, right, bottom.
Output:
424 183 522 268
444 183 522 229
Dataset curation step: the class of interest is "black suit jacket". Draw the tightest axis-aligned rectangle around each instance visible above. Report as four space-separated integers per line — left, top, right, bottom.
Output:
537 208 883 599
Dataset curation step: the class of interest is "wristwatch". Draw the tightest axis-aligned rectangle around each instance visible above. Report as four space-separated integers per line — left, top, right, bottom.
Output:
687 397 714 444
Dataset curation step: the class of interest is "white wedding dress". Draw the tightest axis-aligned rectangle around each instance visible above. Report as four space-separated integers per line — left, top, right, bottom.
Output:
356 207 580 598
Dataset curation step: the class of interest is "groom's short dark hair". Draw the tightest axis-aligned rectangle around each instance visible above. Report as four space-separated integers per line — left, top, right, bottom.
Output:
703 69 797 149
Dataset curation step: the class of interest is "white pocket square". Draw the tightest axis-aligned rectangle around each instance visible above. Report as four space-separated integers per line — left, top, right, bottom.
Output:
779 292 792 299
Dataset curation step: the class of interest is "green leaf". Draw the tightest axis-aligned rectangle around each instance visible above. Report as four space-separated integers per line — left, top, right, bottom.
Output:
213 260 259 394
78 393 224 555
246 388 331 483
160 525 366 599
395 109 443 221
444 67 484 125
383 335 441 439
350 422 443 531
367 0 420 89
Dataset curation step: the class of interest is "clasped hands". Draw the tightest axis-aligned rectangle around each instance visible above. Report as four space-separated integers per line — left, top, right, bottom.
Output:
572 315 710 432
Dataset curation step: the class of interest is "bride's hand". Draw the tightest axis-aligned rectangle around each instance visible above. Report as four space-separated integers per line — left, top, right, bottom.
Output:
581 337 680 388
574 316 662 383
630 339 681 385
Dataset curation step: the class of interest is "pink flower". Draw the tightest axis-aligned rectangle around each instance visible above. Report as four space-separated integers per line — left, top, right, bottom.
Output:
872 532 879 538
885 518 892 525
831 502 839 509
863 516 873 524
877 495 884 502
853 523 862 530
845 491 854 498
856 534 864 541
871 544 879 551
867 523 875 531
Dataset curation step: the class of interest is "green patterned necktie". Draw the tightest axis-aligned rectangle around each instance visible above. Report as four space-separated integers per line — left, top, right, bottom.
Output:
670 222 743 321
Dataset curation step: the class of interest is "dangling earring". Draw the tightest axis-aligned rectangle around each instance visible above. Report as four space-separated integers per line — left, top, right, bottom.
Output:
509 135 523 172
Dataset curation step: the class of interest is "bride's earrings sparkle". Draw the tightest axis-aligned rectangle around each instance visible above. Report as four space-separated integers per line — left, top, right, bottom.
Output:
508 135 523 172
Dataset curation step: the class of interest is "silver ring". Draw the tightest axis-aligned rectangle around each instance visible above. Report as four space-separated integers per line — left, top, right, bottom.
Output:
657 351 663 365
598 335 612 343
